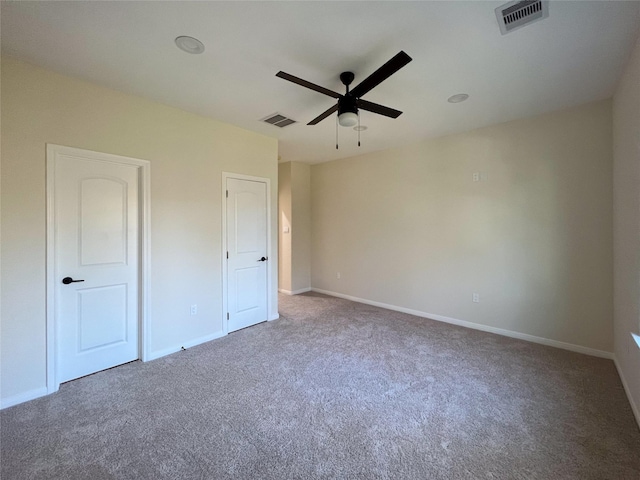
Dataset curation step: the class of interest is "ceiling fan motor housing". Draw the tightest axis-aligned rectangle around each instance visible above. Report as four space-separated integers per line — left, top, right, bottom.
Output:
338 71 358 125
338 95 358 115
338 95 358 127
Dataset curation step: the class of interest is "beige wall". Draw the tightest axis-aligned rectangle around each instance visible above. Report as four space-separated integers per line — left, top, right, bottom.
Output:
0 57 279 405
613 33 640 422
290 162 311 292
278 162 292 292
311 100 613 353
278 161 311 294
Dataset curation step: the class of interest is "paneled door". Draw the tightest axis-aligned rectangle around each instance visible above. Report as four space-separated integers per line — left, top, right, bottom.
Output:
226 178 268 332
52 148 140 383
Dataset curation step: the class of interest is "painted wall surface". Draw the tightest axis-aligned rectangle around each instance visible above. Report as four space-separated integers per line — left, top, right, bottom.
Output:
613 33 640 423
278 161 311 294
290 162 311 292
0 57 279 405
278 162 292 292
311 100 613 353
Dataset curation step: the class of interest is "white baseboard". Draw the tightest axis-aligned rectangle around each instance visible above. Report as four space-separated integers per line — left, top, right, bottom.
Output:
4 330 230 408
311 288 614 360
147 331 226 361
613 357 640 429
278 287 312 296
1 386 48 410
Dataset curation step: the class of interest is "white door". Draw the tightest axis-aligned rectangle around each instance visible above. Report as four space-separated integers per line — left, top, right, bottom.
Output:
226 178 268 332
54 152 139 383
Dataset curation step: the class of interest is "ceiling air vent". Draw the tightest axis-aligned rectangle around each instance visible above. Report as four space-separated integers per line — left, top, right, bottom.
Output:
261 113 297 128
496 0 548 35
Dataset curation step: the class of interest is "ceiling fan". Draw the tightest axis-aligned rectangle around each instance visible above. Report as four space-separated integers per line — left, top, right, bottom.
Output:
276 51 412 128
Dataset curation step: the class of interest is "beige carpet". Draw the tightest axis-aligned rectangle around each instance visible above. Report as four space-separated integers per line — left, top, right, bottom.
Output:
1 292 639 479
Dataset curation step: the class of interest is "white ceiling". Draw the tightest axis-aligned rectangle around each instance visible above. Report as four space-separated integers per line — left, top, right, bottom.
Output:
2 1 639 164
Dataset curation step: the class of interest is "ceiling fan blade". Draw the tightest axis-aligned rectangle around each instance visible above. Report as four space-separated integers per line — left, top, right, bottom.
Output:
276 71 341 99
350 51 412 99
357 99 403 119
308 104 339 125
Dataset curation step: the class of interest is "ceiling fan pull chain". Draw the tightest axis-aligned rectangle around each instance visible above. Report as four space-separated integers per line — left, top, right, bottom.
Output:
336 115 339 150
358 113 361 147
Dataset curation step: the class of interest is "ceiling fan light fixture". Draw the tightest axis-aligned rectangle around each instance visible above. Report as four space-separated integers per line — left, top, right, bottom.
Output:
338 111 358 127
175 36 205 54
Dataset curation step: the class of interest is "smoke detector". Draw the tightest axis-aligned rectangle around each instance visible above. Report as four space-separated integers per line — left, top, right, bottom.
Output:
496 0 549 35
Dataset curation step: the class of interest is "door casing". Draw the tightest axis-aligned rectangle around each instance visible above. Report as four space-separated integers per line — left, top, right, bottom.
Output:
46 144 151 393
221 172 273 335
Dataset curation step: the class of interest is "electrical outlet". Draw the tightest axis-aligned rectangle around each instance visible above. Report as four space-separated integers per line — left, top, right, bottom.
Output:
337 272 341 279
472 293 480 303
190 304 197 315
472 172 480 182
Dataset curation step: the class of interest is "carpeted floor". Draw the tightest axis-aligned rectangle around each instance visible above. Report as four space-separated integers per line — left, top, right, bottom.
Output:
2 292 639 479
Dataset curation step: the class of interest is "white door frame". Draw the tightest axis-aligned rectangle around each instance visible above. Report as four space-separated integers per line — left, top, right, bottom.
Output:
46 144 151 394
221 172 273 335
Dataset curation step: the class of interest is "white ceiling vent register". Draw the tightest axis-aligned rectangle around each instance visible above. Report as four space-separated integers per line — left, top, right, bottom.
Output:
496 0 549 35
261 113 297 128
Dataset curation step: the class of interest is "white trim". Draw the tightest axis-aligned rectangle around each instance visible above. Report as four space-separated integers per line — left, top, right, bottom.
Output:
613 356 640 428
139 158 152 363
268 314 280 321
311 288 614 360
46 152 57 394
278 287 312 296
221 175 228 335
46 144 151 394
221 172 273 335
1 387 48 410
146 331 226 362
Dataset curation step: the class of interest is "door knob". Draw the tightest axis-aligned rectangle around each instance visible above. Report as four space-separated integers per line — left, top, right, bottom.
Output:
258 257 268 262
62 277 85 285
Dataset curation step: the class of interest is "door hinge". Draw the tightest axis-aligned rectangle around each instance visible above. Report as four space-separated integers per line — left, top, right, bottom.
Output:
226 190 228 198
227 312 229 320
226 251 229 259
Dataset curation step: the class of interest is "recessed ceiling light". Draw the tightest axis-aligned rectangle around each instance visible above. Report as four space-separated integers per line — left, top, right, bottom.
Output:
175 36 205 54
353 125 368 131
447 93 469 104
